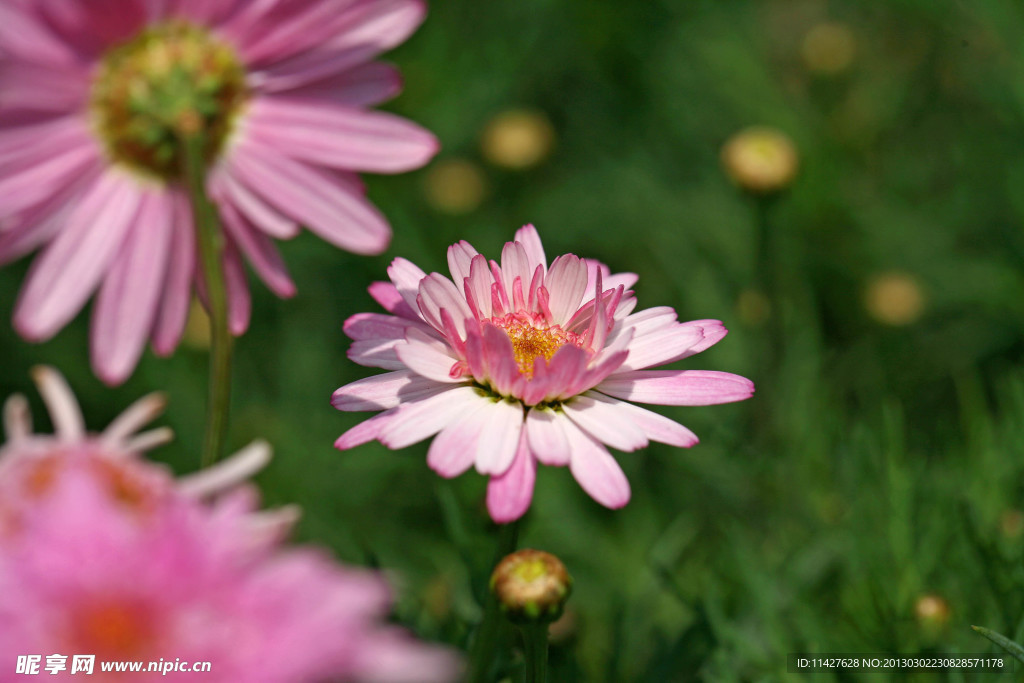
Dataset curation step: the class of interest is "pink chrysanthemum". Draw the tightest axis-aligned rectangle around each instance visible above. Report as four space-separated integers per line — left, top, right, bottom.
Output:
0 369 460 682
0 0 438 384
332 225 755 522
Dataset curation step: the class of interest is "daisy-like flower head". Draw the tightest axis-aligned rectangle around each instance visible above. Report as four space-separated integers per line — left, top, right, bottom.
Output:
332 225 755 522
0 0 438 385
0 368 460 682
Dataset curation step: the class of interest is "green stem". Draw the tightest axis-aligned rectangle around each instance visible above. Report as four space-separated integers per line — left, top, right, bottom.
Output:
467 520 521 683
519 623 549 683
182 133 232 468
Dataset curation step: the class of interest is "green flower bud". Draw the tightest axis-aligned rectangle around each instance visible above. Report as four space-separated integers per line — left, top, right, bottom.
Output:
490 549 572 624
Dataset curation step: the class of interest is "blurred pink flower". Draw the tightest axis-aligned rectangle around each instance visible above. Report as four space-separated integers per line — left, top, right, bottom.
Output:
0 368 460 682
0 0 438 385
332 225 754 522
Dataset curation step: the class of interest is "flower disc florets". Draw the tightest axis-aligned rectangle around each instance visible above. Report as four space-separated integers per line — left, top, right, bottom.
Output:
91 21 248 180
489 313 586 379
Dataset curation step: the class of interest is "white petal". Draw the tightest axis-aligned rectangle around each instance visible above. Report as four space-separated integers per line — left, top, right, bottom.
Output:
562 393 647 452
475 398 525 475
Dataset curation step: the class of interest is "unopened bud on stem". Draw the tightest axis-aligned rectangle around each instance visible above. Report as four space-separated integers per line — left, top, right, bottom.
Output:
490 549 572 624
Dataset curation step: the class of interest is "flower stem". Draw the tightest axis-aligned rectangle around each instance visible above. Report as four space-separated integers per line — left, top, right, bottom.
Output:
519 622 549 683
181 132 232 469
467 520 520 683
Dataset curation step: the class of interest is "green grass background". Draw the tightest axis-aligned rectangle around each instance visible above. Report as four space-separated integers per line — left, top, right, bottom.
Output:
4 0 1024 680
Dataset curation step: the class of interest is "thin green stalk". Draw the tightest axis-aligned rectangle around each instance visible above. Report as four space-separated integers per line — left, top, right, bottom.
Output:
467 520 520 683
519 623 549 683
181 132 232 468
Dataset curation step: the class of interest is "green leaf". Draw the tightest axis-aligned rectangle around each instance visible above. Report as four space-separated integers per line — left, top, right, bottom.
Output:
971 625 1024 664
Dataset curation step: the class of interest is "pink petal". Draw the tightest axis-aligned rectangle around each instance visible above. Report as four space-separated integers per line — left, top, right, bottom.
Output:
233 0 361 65
0 136 100 220
245 96 438 173
539 344 589 403
223 239 252 336
34 0 148 58
219 199 296 297
464 254 494 320
677 319 728 356
416 273 473 338
427 394 492 478
481 324 519 397
544 254 588 324
344 312 413 342
0 160 100 266
514 224 547 272
486 430 536 524
562 393 647 452
499 241 533 307
151 192 195 355
598 370 755 406
446 240 479 288
525 406 570 466
335 409 399 450
331 370 441 412
252 0 426 90
90 191 173 385
617 322 706 372
14 171 142 341
563 419 631 509
581 261 638 305
211 165 300 239
271 61 403 107
604 399 699 447
228 139 391 255
169 0 241 25
0 115 89 168
368 280 421 320
0 61 88 112
395 329 460 383
0 2 81 66
474 398 524 476
387 257 428 314
348 338 405 370
378 386 481 449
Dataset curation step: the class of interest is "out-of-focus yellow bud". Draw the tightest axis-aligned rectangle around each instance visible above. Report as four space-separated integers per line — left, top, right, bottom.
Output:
422 158 488 214
480 109 555 170
721 127 799 195
864 271 925 326
914 594 951 630
801 22 857 75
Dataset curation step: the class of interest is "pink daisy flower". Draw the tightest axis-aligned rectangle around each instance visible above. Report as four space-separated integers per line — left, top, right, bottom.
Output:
0 0 438 384
0 368 460 682
332 225 755 523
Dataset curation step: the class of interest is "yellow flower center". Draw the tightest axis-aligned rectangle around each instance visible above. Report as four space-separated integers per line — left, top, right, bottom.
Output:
491 314 584 378
91 21 249 181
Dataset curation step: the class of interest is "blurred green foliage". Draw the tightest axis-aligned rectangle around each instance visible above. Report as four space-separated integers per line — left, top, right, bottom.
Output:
5 0 1024 680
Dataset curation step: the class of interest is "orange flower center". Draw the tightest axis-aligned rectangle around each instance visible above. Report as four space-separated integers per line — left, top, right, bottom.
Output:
490 314 584 378
69 600 158 658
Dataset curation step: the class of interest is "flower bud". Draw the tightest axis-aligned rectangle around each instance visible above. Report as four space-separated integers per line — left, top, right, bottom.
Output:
914 594 951 631
721 126 799 194
481 109 556 170
490 549 572 624
423 159 488 214
801 22 857 76
864 271 925 326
